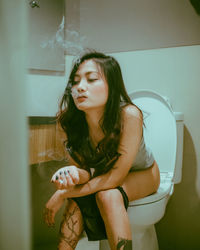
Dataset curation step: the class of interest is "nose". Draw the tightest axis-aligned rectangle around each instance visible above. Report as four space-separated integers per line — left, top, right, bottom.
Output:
77 78 87 92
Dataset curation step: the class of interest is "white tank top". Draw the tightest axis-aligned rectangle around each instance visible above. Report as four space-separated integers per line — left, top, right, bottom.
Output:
130 136 155 171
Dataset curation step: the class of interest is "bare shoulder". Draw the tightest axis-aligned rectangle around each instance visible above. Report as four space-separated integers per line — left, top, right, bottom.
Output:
118 104 143 154
121 104 143 122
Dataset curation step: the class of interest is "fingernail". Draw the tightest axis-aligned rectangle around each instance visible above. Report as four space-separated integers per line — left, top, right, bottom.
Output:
59 171 62 175
67 170 70 174
56 176 58 180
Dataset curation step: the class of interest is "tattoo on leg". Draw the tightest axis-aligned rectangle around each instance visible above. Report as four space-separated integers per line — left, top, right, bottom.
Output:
58 203 83 249
116 237 132 250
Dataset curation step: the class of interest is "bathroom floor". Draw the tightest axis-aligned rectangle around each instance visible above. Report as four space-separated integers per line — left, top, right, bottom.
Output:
33 244 57 250
33 239 99 250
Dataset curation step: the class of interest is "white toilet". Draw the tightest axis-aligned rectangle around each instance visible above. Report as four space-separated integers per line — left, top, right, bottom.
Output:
77 90 184 250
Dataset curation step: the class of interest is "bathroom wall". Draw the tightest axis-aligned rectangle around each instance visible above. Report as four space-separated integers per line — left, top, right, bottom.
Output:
28 0 65 71
79 0 200 52
26 73 66 116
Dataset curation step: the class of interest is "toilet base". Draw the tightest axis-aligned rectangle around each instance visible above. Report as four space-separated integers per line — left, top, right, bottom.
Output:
75 224 159 250
99 224 159 250
131 224 159 250
75 236 99 250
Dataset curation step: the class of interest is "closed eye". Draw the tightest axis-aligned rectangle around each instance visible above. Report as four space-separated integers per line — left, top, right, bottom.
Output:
88 78 98 83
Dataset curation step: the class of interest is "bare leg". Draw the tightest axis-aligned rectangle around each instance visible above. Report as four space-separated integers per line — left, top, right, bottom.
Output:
58 199 84 250
96 189 132 250
96 161 160 250
122 161 160 202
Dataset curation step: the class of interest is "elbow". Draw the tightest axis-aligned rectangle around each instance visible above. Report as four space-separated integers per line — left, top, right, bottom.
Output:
97 170 129 191
99 176 121 190
108 164 132 189
109 175 126 189
111 168 131 187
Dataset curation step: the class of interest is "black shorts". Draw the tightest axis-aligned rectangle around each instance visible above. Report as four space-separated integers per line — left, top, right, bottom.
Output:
72 186 129 241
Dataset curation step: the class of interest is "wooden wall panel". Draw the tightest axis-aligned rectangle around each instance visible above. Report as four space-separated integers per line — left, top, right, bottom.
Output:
29 123 67 165
55 123 67 161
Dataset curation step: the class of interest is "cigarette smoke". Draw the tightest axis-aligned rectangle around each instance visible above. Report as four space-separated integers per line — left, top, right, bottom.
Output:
40 16 87 55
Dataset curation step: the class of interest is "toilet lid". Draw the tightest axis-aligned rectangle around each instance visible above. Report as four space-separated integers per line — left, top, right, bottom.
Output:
129 89 177 174
129 173 173 206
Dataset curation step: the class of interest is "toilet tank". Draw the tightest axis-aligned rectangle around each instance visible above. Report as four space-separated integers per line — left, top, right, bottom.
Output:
129 90 184 184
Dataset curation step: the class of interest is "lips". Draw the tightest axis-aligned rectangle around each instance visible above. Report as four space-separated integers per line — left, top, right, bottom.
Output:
77 95 87 102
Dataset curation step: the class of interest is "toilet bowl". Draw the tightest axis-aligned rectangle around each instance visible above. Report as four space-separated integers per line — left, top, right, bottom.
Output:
77 90 184 250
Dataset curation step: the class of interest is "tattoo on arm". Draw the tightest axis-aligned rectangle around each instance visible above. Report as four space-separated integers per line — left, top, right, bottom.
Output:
116 237 132 250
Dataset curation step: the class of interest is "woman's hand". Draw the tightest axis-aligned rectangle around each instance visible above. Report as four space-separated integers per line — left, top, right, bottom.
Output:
51 166 80 190
43 190 66 227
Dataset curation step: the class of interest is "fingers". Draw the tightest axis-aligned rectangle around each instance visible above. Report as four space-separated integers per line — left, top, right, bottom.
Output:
51 168 76 189
51 171 60 183
69 168 79 184
59 171 68 188
44 191 66 228
59 170 74 189
43 207 55 227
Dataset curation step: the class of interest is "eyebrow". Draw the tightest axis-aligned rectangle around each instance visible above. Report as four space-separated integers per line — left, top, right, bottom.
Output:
74 71 99 77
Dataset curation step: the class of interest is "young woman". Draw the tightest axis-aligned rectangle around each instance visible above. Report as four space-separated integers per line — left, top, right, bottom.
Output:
44 51 160 250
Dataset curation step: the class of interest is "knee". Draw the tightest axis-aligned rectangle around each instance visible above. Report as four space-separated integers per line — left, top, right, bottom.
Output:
95 189 123 209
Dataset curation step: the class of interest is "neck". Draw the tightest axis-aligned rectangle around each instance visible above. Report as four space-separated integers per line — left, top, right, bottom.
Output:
85 108 104 131
85 108 106 148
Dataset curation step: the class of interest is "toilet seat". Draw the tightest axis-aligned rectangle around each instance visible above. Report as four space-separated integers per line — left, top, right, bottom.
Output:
129 172 173 206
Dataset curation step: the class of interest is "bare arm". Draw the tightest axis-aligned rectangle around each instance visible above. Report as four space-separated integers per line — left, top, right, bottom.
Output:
53 105 143 198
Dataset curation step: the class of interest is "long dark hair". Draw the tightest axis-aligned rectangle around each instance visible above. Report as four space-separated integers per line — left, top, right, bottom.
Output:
57 50 134 176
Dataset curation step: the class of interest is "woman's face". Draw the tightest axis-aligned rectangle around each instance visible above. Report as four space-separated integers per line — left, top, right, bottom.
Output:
71 59 109 112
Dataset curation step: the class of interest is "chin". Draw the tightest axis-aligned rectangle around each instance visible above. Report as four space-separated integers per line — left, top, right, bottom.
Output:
75 101 106 112
75 103 90 111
